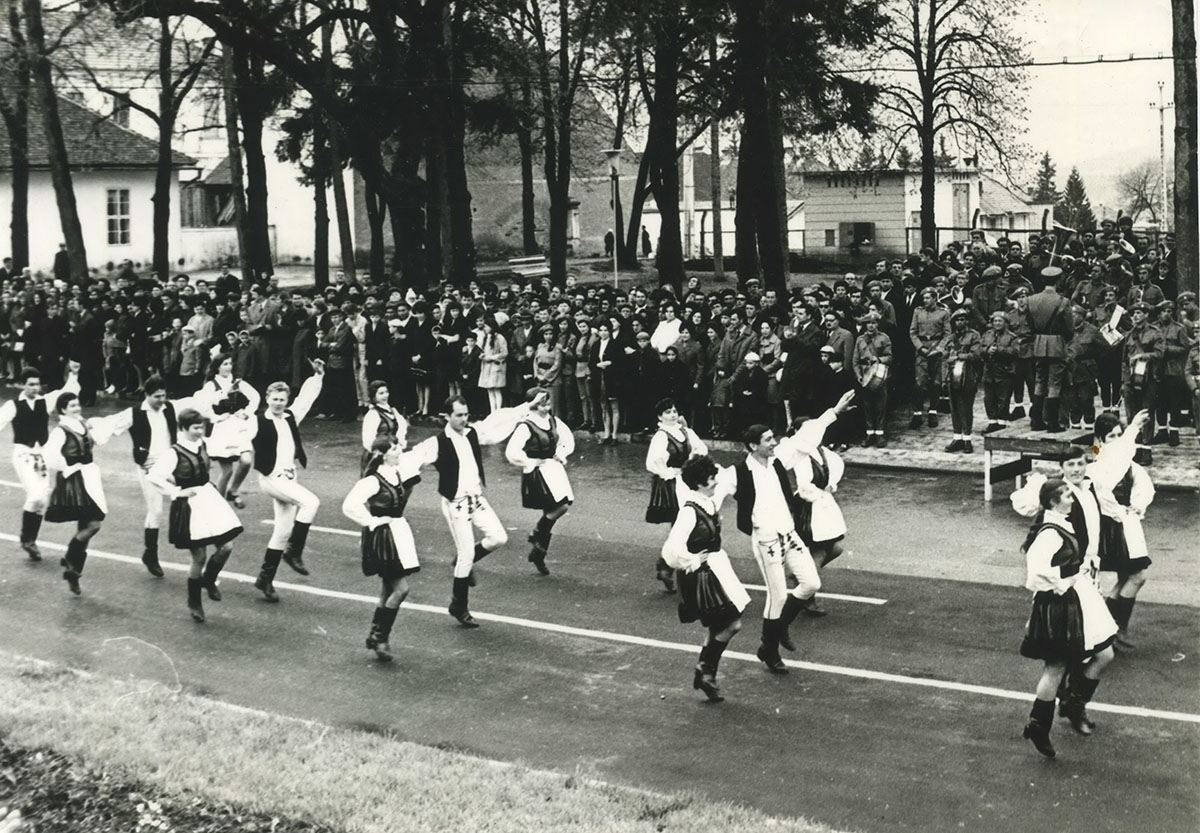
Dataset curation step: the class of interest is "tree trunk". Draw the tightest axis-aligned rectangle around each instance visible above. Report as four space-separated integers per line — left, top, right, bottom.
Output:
424 139 446 285
1174 0 1198 296
311 106 330 289
734 127 759 283
443 2 475 285
919 128 936 251
24 0 87 280
517 118 539 255
647 23 684 295
234 51 273 281
757 17 789 292
919 2 937 250
1 1 29 270
324 21 355 282
222 49 250 285
151 16 174 280
709 36 724 281
622 150 652 269
363 183 387 282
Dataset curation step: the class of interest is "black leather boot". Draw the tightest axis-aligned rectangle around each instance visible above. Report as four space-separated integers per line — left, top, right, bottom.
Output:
20 511 42 560
449 577 479 628
282 522 311 575
755 620 788 674
187 578 205 623
255 549 282 602
202 551 229 601
142 528 164 578
1022 698 1056 757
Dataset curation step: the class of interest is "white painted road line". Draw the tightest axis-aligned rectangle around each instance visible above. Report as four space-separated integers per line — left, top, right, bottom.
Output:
0 479 24 489
277 520 890 606
3 532 1196 725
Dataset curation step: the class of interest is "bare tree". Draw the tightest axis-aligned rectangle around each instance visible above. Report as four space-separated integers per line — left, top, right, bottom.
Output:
874 0 1029 248
1115 159 1173 225
67 15 215 279
0 0 30 269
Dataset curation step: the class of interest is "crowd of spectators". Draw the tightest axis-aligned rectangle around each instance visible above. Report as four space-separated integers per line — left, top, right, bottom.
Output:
1 218 1196 464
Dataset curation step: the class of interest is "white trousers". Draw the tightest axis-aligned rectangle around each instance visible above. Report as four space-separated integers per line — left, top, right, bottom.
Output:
440 494 508 579
751 531 820 619
137 466 164 530
12 448 48 512
258 471 320 550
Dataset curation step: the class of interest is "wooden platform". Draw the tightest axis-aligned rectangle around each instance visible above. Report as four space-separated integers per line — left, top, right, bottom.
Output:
981 425 1092 501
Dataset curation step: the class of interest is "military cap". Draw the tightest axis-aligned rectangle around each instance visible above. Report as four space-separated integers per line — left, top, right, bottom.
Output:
982 265 1002 278
1177 291 1197 304
950 307 970 320
1130 301 1151 313
1005 263 1023 272
1155 299 1175 311
1040 266 1063 280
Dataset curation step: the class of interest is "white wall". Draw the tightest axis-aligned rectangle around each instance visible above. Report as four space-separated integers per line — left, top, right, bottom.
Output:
0 168 180 273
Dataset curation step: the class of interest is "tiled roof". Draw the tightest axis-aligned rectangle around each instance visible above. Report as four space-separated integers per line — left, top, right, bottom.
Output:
979 174 1038 216
0 95 196 170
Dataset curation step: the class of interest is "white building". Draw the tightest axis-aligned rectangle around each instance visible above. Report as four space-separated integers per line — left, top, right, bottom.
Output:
0 95 194 272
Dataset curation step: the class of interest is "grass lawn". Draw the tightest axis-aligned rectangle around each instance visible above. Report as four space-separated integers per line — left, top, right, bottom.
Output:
0 651 851 833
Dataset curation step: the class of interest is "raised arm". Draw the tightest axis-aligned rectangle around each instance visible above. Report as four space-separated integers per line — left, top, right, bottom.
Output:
474 397 538 445
289 364 326 423
86 407 135 445
42 364 81 404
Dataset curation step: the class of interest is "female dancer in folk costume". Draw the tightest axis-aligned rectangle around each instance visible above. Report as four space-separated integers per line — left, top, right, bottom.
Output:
342 435 424 661
1088 410 1155 649
0 362 79 561
195 353 260 508
360 380 409 474
1019 479 1117 758
644 397 707 592
505 387 574 576
662 455 751 703
43 392 111 595
146 408 244 622
778 394 857 618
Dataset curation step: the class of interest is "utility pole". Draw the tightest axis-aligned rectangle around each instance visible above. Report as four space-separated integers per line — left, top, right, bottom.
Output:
1152 81 1174 229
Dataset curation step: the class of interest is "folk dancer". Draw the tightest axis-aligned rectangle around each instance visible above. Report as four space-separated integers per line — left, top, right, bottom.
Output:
88 376 198 578
778 391 857 617
360 380 409 475
505 388 575 576
644 396 708 590
43 393 111 595
342 435 424 661
1090 410 1155 649
146 408 244 622
1019 479 1117 758
250 361 326 602
1010 445 1104 732
195 353 260 507
0 363 79 560
409 393 542 627
715 422 823 673
661 456 751 703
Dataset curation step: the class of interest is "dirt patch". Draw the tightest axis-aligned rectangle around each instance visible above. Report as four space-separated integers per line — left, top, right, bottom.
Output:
0 737 336 833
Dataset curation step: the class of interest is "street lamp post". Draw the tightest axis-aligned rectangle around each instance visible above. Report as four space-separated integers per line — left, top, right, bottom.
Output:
605 149 621 289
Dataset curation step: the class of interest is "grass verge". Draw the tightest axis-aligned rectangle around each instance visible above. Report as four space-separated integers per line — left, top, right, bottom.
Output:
0 651 851 833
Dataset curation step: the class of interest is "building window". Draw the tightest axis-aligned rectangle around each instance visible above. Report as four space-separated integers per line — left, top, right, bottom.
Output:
824 229 836 247
110 95 130 128
107 189 131 245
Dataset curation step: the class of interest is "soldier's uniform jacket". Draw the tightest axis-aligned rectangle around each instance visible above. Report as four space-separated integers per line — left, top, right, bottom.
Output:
980 329 1019 381
1065 321 1106 383
1024 289 1073 358
945 328 983 388
1121 322 1164 383
1005 307 1034 359
1158 318 1193 378
910 306 950 355
852 330 892 385
970 280 1010 329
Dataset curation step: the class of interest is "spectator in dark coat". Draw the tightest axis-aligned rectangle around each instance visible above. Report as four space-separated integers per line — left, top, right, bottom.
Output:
780 301 825 422
729 351 768 434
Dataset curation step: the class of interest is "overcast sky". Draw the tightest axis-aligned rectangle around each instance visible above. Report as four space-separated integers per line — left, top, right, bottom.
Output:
1018 0 1182 213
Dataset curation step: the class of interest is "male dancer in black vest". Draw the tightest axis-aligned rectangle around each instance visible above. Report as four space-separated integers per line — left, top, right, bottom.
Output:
0 362 79 559
716 423 822 674
411 391 544 626
250 361 325 602
89 376 186 577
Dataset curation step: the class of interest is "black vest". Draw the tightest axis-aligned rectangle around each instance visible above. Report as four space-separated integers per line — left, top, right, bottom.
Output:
434 429 485 499
172 443 210 489
522 419 557 460
130 403 177 465
685 500 722 553
252 412 307 474
60 425 94 466
1042 522 1082 578
12 398 48 446
370 406 399 442
662 429 691 468
732 458 800 536
366 471 419 518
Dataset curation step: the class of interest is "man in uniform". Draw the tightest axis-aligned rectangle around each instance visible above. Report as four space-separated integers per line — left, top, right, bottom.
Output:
1024 266 1073 432
1153 300 1191 447
1121 302 1164 465
909 288 949 430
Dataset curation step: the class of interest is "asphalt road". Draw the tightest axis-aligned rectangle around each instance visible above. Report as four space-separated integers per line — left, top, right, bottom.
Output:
0 411 1197 833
